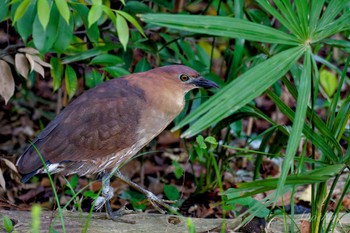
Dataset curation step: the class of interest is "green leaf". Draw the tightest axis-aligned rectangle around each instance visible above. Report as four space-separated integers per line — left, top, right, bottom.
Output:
12 0 30 24
53 14 73 52
12 0 35 42
104 66 130 78
65 65 77 99
0 0 10 21
68 174 78 189
37 0 51 30
71 3 100 42
276 49 312 197
83 190 98 198
205 136 218 146
50 57 63 92
88 4 102 28
54 0 70 23
3 215 13 232
31 204 41 233
85 70 103 88
140 14 299 45
62 45 115 64
116 10 146 37
32 3 59 53
174 46 304 137
320 69 338 97
116 13 129 51
90 54 124 66
196 135 207 149
172 160 184 179
164 184 180 201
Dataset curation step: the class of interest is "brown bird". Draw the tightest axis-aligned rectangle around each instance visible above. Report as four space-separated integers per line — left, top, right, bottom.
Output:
16 65 218 221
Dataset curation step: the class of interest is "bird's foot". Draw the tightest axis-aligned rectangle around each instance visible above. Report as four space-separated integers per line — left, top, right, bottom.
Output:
107 203 136 224
145 190 178 214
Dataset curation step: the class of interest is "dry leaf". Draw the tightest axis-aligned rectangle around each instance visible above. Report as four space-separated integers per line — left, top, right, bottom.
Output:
33 62 45 78
15 53 30 79
18 47 39 55
30 54 52 68
0 168 5 190
1 55 15 65
25 53 35 72
0 60 15 104
0 158 18 173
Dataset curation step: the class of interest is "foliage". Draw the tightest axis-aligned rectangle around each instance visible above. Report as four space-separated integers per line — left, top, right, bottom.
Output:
140 0 350 231
0 0 349 232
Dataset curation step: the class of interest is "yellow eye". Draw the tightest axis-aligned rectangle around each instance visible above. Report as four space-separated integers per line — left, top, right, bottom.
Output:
179 74 190 82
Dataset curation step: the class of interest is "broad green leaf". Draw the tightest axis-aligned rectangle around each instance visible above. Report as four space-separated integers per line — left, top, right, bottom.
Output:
139 14 299 45
196 135 207 150
116 10 145 37
104 66 130 78
61 45 115 64
88 4 102 28
3 215 13 232
116 13 129 51
173 46 304 137
12 1 35 42
71 3 100 42
37 0 51 30
32 4 59 53
85 70 103 88
12 0 30 24
101 5 115 23
0 0 10 21
65 65 77 99
320 69 338 97
164 185 180 201
90 54 124 66
50 57 63 92
53 14 73 52
54 0 70 23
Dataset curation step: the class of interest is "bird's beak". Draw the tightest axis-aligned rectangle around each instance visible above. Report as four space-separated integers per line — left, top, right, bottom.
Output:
192 77 219 89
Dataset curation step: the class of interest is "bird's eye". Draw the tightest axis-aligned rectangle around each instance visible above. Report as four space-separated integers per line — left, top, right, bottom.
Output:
179 74 190 82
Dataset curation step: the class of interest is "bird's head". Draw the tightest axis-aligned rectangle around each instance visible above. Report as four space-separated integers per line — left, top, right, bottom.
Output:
155 65 219 94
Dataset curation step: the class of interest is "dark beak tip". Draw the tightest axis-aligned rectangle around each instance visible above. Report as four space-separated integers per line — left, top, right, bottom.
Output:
199 78 219 89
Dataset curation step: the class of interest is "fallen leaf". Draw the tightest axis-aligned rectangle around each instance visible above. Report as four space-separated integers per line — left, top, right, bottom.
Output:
0 60 15 103
15 53 29 79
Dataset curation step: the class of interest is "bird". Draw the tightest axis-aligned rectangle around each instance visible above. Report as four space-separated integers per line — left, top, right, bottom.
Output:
16 65 218 221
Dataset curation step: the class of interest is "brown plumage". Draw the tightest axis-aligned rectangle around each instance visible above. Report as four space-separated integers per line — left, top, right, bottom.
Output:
16 65 218 220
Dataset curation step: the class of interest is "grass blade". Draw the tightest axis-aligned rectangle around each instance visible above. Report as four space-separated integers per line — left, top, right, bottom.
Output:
140 14 299 45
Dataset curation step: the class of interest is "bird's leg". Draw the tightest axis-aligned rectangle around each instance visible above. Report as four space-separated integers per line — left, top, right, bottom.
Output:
95 173 135 223
114 170 178 214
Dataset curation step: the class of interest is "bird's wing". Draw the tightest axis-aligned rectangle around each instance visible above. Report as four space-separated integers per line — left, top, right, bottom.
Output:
17 78 146 174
